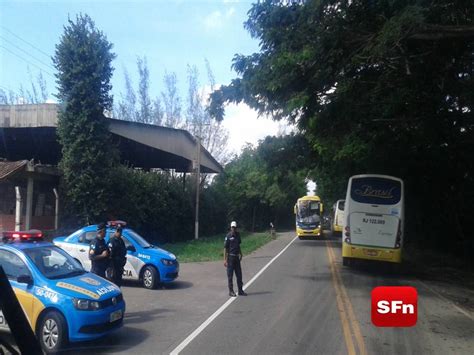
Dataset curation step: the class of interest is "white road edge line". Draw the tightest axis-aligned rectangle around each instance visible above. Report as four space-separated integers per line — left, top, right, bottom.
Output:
170 235 299 355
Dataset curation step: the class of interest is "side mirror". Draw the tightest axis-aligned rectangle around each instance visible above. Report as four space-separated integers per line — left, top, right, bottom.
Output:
17 275 33 285
320 203 324 213
293 205 297 215
126 245 136 252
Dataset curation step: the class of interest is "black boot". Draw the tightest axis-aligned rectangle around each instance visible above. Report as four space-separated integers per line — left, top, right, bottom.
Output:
229 290 236 297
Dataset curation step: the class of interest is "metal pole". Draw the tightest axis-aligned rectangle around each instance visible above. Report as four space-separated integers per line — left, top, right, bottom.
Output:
194 136 201 240
25 176 33 230
15 186 22 231
53 188 59 230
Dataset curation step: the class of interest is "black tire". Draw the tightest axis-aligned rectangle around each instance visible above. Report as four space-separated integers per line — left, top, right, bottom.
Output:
342 257 351 267
142 265 159 289
37 310 68 354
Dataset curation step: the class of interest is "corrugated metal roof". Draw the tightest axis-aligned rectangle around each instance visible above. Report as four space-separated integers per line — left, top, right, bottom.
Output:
0 160 28 180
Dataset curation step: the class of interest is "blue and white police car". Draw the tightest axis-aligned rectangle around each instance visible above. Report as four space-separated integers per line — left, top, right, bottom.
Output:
54 221 179 289
0 230 125 354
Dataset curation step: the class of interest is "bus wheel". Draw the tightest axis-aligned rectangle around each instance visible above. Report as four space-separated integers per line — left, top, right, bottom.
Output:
342 257 351 267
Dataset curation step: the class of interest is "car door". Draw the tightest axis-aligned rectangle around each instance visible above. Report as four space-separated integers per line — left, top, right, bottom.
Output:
120 233 142 281
0 250 35 329
72 231 96 270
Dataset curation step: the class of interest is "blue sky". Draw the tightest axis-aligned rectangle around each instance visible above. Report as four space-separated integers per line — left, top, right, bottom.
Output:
0 0 287 152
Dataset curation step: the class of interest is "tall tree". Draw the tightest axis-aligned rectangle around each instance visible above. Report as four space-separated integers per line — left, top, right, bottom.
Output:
209 0 474 252
162 71 182 128
185 63 230 165
116 57 163 125
53 14 118 223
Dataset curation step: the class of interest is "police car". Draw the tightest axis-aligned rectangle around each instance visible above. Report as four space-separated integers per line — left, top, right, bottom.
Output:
54 221 179 289
0 230 125 354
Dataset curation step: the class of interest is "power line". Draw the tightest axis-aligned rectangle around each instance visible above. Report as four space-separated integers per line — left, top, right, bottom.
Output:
0 35 55 71
0 45 55 78
0 25 52 59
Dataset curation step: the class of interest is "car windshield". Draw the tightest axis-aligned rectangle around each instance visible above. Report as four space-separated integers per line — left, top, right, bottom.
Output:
24 246 85 280
126 229 152 248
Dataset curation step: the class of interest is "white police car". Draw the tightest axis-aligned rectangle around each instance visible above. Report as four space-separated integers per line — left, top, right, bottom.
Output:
54 221 179 289
0 230 125 353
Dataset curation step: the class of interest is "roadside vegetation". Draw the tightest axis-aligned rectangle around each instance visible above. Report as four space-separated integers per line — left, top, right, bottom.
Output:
163 231 274 263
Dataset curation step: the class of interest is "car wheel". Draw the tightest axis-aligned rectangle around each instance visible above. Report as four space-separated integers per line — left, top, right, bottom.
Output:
342 257 351 267
142 265 159 289
37 310 67 354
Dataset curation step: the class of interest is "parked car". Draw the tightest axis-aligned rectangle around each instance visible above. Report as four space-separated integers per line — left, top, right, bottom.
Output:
54 221 179 289
0 230 125 354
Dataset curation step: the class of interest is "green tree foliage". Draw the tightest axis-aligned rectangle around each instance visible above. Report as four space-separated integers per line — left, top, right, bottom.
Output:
209 1 474 255
53 14 118 223
213 134 312 231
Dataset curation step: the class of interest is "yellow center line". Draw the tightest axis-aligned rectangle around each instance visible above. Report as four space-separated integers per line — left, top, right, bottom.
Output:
327 241 368 355
326 241 356 355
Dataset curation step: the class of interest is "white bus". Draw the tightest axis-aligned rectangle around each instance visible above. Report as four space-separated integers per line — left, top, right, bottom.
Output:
342 174 404 266
332 199 345 234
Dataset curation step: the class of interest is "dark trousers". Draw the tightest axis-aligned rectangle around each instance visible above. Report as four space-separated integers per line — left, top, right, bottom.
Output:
227 255 243 292
111 262 124 287
91 264 106 278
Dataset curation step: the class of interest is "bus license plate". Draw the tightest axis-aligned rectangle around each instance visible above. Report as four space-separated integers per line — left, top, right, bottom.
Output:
110 310 122 323
364 249 378 256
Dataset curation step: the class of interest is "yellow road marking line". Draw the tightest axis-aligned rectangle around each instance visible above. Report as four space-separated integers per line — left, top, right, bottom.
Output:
327 241 367 355
326 242 356 355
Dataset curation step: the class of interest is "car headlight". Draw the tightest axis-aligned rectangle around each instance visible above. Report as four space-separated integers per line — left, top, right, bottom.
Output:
161 258 175 266
73 298 100 311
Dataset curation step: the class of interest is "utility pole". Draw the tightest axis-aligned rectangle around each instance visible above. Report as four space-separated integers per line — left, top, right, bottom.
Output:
194 136 201 240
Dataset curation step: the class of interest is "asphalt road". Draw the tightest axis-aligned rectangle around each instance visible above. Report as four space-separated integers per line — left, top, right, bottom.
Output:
178 234 473 355
4 231 472 354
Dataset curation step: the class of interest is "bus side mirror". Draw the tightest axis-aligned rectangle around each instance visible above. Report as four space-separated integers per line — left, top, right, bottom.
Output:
294 205 297 214
321 203 324 213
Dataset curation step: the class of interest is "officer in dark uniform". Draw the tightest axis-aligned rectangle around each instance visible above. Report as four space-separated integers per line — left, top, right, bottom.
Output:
108 225 127 287
224 221 247 297
89 222 110 278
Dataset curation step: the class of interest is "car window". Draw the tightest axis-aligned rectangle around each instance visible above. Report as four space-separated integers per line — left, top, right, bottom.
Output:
24 246 84 279
0 250 31 280
78 231 96 244
122 236 132 248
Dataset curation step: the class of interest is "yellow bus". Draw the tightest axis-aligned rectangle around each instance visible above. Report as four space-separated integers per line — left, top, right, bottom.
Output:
332 199 345 234
342 174 404 266
294 196 324 239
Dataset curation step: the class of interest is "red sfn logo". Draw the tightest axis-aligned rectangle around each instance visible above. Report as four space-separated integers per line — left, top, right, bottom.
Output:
371 286 417 327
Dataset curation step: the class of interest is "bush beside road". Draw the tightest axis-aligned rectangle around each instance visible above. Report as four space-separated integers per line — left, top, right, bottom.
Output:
163 231 274 263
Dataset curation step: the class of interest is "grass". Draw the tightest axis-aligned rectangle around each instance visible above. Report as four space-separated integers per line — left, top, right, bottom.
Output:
162 231 274 263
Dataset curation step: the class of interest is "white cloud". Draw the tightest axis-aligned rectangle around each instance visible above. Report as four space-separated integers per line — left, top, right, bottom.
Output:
222 103 293 153
203 7 235 30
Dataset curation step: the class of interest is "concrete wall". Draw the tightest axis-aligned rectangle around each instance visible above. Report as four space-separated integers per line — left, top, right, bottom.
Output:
0 104 58 128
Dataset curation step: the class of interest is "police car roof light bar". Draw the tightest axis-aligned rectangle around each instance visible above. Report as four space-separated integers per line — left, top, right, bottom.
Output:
107 220 127 227
3 230 43 242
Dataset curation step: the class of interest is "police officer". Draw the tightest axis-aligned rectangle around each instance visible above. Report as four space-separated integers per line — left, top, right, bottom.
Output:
108 225 127 287
224 221 247 297
89 222 110 278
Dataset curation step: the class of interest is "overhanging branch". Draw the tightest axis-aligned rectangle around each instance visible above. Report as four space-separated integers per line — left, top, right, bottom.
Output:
410 25 474 40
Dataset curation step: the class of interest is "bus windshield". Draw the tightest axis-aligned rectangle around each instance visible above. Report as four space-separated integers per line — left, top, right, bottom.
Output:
296 200 321 224
337 200 345 211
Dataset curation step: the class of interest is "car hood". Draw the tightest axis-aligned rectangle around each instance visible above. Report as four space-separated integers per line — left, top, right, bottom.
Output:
51 272 121 300
53 236 67 243
142 245 177 260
